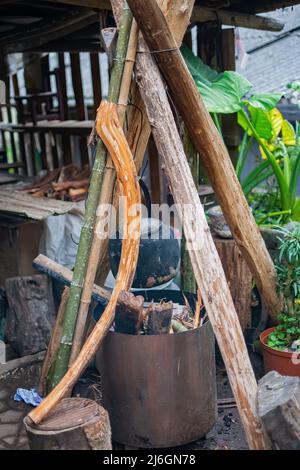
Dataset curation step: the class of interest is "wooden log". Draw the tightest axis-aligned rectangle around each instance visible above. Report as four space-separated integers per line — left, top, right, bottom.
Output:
258 371 300 450
146 301 173 335
24 398 112 450
130 31 270 449
192 7 284 32
32 254 111 302
115 291 144 335
28 101 141 425
127 0 281 324
5 274 56 357
214 238 252 332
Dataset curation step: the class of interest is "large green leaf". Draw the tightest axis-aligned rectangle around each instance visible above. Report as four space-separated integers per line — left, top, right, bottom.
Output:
243 93 282 111
249 106 273 140
238 107 273 140
181 44 218 85
181 44 252 114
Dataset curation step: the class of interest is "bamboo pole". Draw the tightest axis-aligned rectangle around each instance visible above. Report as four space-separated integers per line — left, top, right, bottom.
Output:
127 0 281 323
28 101 141 425
39 287 69 395
48 3 133 389
132 32 271 449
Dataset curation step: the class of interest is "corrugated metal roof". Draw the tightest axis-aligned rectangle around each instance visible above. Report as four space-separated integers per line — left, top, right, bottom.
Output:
0 188 75 220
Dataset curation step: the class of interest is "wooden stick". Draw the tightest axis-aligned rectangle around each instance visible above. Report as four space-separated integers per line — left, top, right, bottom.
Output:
32 254 111 302
28 101 141 425
130 28 271 449
193 289 202 329
127 0 281 324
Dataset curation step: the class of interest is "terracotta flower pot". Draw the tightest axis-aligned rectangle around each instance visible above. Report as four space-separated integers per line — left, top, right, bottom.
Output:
260 327 300 377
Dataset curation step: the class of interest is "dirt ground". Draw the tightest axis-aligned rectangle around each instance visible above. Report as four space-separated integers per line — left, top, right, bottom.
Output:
0 348 265 451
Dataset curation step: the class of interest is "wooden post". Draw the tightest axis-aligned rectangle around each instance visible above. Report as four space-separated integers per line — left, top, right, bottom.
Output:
131 33 271 450
127 0 281 323
24 398 112 450
214 238 252 331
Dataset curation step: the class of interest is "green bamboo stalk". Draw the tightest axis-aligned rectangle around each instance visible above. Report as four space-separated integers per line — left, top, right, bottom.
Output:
48 2 133 390
181 129 197 294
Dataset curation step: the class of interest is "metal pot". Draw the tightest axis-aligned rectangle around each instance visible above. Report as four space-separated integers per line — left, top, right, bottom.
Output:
96 290 217 448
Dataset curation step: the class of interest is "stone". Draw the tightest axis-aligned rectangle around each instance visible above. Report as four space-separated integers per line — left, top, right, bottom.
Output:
0 409 24 424
207 205 232 239
258 371 300 450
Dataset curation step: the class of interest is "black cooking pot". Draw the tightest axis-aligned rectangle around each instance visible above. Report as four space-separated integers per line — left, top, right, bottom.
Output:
109 218 180 289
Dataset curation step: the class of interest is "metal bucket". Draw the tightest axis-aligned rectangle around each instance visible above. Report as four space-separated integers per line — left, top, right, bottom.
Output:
96 291 217 448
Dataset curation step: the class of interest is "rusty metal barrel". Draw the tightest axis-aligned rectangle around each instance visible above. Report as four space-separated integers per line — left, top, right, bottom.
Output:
96 291 217 448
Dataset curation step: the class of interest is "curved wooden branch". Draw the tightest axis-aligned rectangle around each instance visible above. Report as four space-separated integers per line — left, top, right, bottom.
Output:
28 101 141 425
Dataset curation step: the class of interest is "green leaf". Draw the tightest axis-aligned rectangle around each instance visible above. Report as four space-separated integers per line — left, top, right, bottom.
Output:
249 106 273 140
243 93 282 111
288 81 300 93
181 44 218 85
282 120 296 146
181 44 252 114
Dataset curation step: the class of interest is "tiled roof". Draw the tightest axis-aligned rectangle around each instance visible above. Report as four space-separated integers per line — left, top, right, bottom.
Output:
236 6 300 94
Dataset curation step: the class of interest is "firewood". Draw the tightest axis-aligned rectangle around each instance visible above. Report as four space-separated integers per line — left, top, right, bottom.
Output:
114 291 144 335
52 179 89 191
24 398 112 450
171 319 188 333
146 301 173 335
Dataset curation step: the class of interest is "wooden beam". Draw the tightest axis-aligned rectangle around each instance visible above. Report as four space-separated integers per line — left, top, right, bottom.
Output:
45 0 285 32
46 0 112 8
128 0 282 323
191 7 284 32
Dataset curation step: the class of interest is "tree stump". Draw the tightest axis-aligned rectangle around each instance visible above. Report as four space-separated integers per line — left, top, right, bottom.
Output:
214 238 252 331
258 371 300 450
24 398 112 450
5 274 55 356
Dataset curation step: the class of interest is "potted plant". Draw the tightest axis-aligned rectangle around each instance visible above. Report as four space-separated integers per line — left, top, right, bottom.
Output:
260 225 300 376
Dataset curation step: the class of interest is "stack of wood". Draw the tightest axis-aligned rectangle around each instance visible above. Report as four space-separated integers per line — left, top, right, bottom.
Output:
22 164 90 202
114 290 205 335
